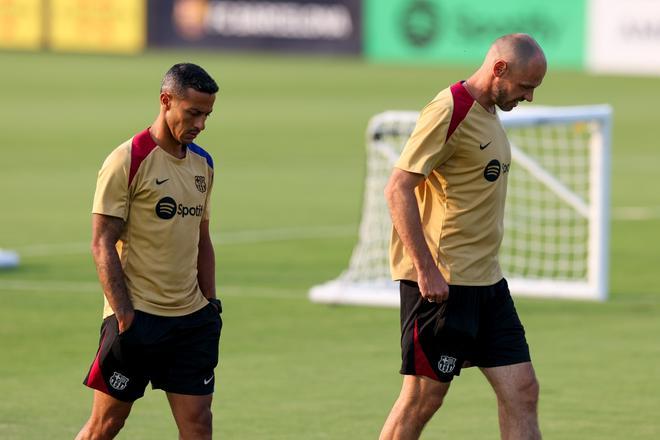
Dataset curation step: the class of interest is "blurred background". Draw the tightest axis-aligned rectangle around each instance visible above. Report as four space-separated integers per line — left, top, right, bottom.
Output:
0 0 658 438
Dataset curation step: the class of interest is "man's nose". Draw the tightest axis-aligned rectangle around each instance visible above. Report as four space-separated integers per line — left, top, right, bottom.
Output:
195 116 206 131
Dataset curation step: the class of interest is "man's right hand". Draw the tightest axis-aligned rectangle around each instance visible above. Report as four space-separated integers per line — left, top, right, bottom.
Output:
418 266 449 303
385 168 449 303
116 309 135 334
92 214 135 335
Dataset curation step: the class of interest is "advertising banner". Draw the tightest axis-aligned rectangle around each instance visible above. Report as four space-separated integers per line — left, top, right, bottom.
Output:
48 0 145 53
365 0 586 68
148 0 362 54
588 0 660 75
0 0 43 50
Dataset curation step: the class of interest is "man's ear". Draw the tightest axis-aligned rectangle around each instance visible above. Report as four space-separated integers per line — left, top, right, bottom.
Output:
160 92 172 110
493 60 508 78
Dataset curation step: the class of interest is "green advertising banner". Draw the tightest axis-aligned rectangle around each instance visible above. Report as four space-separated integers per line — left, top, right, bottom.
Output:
365 0 586 68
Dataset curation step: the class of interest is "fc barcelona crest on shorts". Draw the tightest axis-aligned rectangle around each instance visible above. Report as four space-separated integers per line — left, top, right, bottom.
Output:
437 355 457 374
195 176 207 193
109 371 129 390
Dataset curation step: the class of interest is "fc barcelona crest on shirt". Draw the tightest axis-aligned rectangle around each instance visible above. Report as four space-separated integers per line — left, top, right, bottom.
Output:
195 176 207 193
109 371 129 391
437 355 457 374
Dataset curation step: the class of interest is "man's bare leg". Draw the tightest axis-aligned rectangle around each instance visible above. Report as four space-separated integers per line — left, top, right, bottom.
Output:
167 392 214 440
379 375 450 440
75 391 133 440
481 362 541 440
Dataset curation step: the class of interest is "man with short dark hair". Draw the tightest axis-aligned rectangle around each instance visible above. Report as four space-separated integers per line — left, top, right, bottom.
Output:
77 63 222 440
380 34 547 440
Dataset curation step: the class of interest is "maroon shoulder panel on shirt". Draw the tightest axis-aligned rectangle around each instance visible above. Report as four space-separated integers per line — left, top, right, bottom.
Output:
446 81 475 142
129 128 158 187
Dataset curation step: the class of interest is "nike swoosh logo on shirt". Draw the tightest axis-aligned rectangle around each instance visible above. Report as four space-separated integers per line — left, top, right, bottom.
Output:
156 178 169 185
479 142 492 150
204 375 214 385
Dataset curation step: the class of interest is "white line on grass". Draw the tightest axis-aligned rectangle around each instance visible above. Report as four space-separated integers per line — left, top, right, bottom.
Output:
0 279 305 300
213 224 357 244
13 224 358 257
611 206 660 221
1 280 100 293
4 279 657 305
7 207 660 258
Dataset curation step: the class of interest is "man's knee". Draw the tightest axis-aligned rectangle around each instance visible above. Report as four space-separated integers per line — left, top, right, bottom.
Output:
501 375 539 410
398 381 447 422
195 406 213 429
519 375 540 405
79 414 127 440
102 415 127 437
415 391 445 421
180 407 213 439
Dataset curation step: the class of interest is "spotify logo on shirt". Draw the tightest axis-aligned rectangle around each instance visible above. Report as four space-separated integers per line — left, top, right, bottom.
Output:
155 197 204 220
483 160 510 182
156 197 177 219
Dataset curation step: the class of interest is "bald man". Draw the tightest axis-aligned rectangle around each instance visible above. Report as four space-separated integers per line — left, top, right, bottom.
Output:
380 34 546 440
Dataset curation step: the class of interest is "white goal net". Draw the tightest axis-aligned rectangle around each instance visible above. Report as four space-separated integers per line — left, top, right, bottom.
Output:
310 105 612 306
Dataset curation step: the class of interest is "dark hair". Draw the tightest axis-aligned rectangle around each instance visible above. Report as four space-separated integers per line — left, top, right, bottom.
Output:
161 63 219 96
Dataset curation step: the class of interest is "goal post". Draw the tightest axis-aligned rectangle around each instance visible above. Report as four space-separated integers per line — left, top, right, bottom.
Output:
309 105 612 306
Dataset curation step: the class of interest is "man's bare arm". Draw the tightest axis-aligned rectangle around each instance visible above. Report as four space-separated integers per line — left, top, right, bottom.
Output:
384 168 449 302
91 213 134 331
197 219 216 301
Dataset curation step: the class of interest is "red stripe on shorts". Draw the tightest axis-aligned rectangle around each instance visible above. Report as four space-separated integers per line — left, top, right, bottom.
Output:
85 335 110 394
413 319 439 380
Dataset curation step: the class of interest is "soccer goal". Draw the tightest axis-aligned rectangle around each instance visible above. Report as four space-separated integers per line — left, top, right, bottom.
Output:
309 105 612 306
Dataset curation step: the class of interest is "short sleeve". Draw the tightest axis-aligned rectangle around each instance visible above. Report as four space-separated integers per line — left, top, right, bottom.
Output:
92 144 130 220
395 93 457 177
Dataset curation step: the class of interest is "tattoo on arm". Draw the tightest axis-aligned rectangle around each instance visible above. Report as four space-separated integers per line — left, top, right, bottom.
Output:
91 214 133 315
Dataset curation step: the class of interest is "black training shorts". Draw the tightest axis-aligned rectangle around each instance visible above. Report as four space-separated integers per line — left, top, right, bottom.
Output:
400 278 530 382
83 302 222 402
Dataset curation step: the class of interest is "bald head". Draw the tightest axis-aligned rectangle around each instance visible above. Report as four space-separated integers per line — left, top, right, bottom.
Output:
465 33 547 112
486 33 546 73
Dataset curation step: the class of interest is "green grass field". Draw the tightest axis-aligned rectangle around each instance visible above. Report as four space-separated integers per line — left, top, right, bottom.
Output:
0 50 659 439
